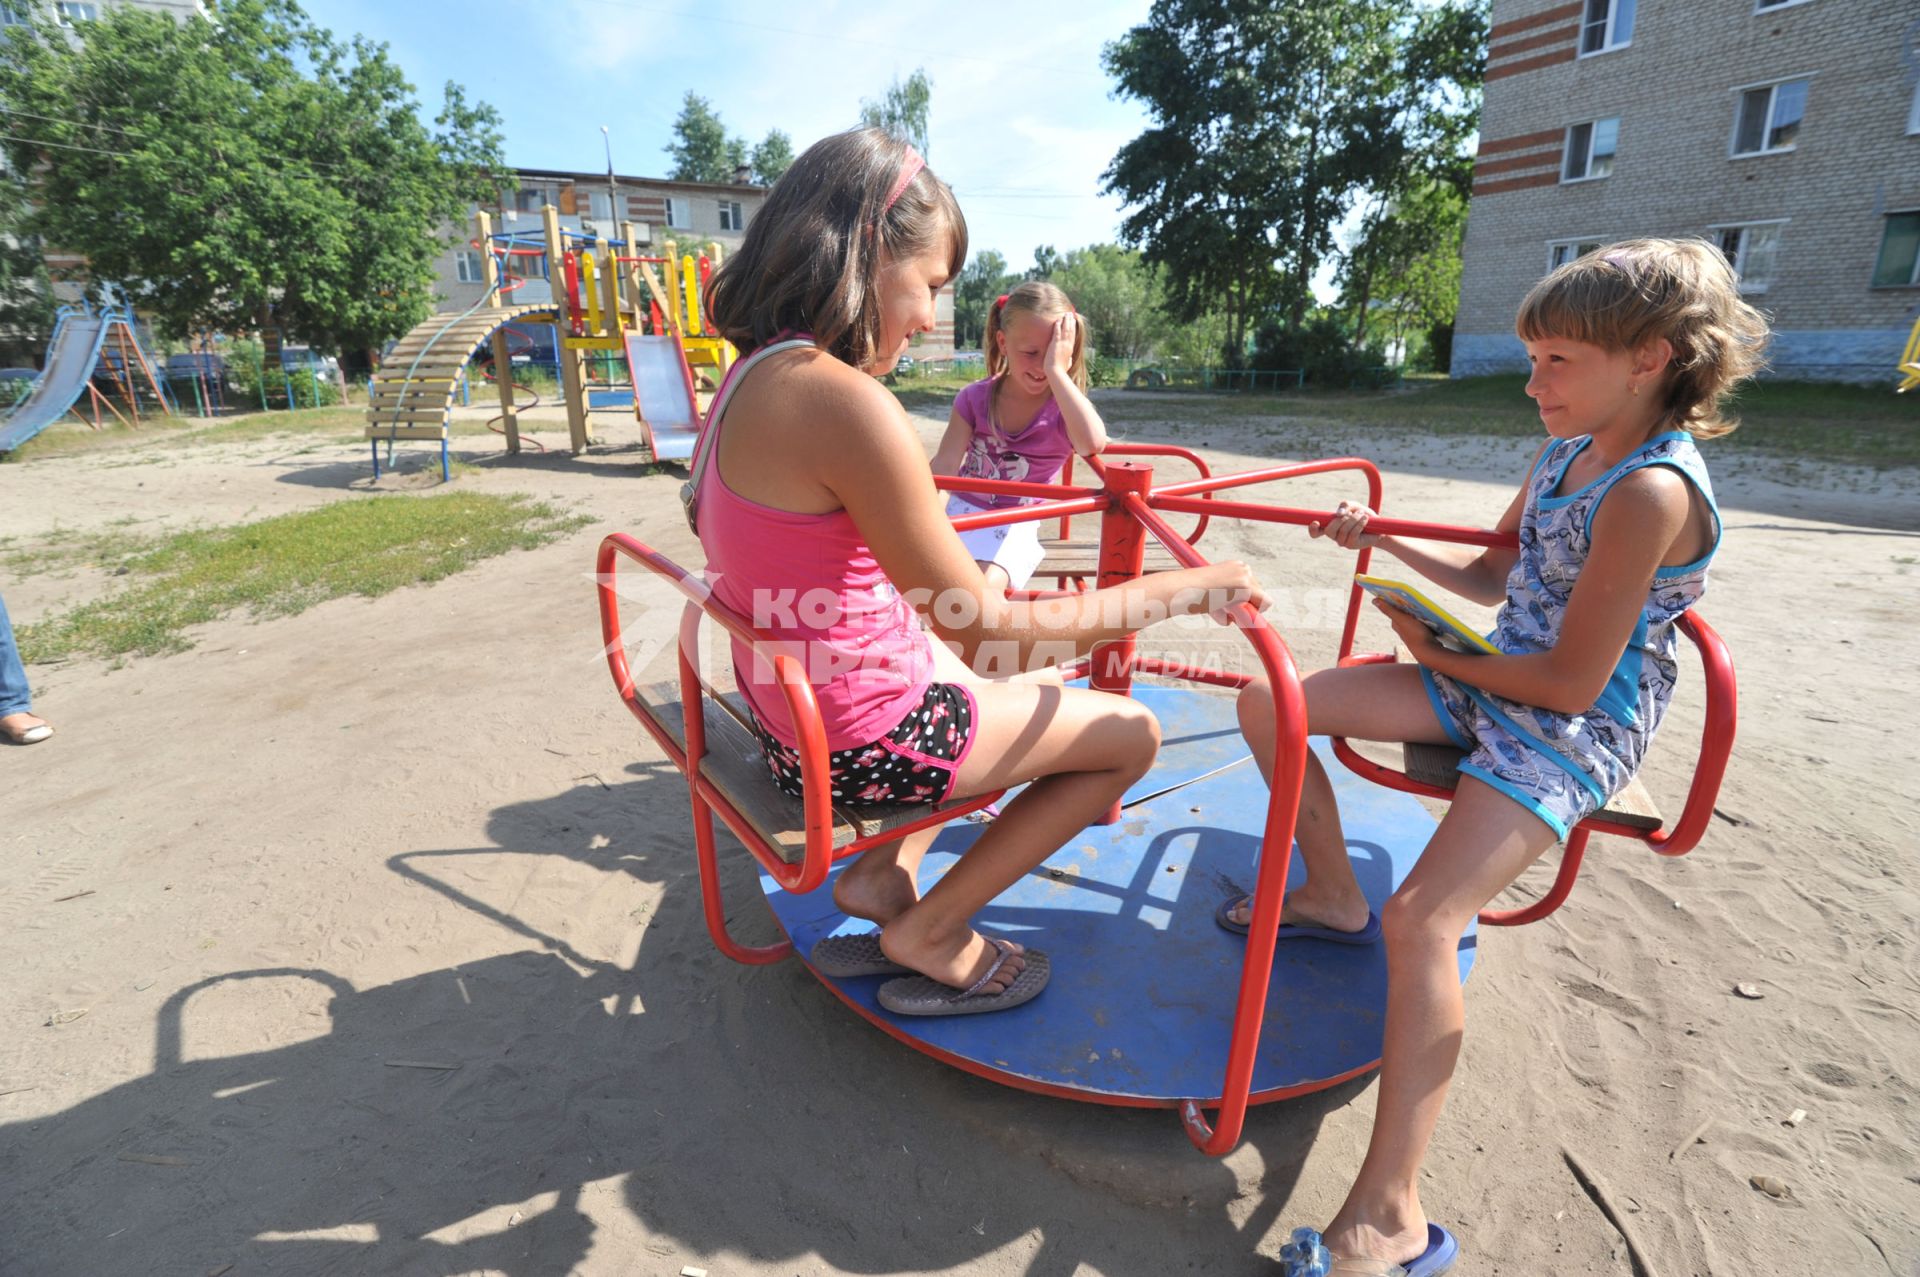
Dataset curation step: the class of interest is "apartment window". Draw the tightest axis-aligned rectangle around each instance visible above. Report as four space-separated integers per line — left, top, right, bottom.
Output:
1579 0 1633 55
56 2 100 23
718 200 744 231
1562 118 1619 182
515 188 547 213
455 249 485 285
1872 212 1920 288
664 196 690 229
1754 0 1812 9
0 4 31 27
1908 81 1920 136
1547 238 1604 272
588 190 614 223
1712 222 1784 293
1732 79 1809 156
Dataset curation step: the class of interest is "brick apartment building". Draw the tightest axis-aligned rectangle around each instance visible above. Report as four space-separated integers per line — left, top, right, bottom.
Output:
1454 0 1920 381
437 166 959 359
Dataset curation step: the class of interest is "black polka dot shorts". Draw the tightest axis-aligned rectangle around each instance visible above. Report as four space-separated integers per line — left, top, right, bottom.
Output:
749 683 977 806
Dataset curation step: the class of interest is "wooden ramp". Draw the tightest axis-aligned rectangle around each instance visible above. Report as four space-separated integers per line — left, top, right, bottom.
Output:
365 304 551 480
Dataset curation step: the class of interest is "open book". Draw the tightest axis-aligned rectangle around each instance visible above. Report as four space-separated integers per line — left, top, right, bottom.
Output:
1354 575 1500 655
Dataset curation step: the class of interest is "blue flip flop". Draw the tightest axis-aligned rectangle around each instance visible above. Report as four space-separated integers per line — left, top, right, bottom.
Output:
1215 895 1383 945
1278 1223 1459 1276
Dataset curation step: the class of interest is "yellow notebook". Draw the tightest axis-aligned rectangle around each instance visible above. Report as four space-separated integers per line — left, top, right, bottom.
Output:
1354 575 1499 655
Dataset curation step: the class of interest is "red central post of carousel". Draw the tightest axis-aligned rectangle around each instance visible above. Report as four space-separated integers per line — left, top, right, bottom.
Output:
1090 460 1154 825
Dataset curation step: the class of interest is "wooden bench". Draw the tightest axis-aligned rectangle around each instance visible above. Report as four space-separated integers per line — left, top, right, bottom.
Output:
1032 536 1184 582
1401 742 1662 832
637 680 981 865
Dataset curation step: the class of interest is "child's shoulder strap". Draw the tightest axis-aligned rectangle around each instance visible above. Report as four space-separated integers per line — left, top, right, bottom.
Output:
686 337 815 500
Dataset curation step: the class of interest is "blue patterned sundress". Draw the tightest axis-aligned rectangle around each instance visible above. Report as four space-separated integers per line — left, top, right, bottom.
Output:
1419 431 1720 839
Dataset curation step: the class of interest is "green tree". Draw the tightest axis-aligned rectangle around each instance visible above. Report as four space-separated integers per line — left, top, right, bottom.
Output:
859 68 933 157
953 249 1017 351
1026 244 1059 281
1339 176 1467 363
0 0 507 357
0 172 55 365
668 92 749 183
1049 244 1165 361
750 129 794 185
1103 0 1486 358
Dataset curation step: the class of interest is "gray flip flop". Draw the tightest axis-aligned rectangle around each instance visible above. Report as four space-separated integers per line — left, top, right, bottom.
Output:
876 939 1050 1017
808 932 913 978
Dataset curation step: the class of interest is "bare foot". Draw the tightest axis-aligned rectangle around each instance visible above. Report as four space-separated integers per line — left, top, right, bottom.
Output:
879 914 1025 994
831 854 920 925
1227 887 1371 934
1320 1212 1431 1273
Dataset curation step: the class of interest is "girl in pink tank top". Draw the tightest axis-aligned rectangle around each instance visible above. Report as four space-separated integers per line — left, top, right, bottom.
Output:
696 128 1267 1016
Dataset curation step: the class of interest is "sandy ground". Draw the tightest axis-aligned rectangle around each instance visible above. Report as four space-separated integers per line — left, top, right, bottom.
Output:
2 394 1917 1277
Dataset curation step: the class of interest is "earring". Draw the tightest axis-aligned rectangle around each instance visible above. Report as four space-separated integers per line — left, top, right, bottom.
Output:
1629 382 1639 396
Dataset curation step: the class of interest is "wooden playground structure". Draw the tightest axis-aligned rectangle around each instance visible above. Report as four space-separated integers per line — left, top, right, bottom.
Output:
364 205 730 479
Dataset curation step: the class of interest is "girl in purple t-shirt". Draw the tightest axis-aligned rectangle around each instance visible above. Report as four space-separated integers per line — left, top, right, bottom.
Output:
931 282 1108 592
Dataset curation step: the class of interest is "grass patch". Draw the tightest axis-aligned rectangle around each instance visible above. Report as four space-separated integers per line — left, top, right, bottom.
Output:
3 405 367 463
1083 375 1920 469
18 491 592 664
0 516 151 578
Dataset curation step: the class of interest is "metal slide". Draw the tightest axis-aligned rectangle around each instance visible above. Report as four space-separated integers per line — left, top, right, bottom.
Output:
0 312 111 455
623 333 701 461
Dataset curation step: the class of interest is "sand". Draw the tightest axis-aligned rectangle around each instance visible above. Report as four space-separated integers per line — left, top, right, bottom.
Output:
1 395 1915 1276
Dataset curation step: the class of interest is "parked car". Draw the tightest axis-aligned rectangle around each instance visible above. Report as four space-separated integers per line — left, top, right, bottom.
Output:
280 346 340 374
165 352 228 385
0 366 37 408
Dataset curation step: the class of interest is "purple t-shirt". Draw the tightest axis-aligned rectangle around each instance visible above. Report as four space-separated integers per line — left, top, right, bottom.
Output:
949 377 1078 509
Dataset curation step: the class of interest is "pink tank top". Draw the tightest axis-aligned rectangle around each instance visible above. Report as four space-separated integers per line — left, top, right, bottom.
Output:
697 339 934 751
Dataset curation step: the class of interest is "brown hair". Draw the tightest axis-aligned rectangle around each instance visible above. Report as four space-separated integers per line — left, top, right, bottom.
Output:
985 280 1089 391
704 128 967 371
1516 237 1770 439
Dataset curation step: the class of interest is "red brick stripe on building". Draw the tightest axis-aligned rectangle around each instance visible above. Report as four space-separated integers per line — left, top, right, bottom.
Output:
1490 22 1578 60
1489 2 1581 40
1473 148 1562 178
1472 170 1563 196
1478 127 1566 157
1486 46 1577 82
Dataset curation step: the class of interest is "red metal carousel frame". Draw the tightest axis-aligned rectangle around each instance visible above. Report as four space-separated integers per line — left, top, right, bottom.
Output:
596 444 1736 1156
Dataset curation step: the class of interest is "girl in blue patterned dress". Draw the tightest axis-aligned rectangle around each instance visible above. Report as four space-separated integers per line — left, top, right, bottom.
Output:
1232 240 1770 1276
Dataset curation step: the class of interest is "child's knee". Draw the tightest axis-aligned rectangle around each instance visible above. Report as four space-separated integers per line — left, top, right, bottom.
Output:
1110 699 1161 767
1236 678 1274 738
1380 887 1467 954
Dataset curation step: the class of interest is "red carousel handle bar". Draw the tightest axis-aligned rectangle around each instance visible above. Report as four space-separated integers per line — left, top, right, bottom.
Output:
1087 443 1217 545
1108 486 1312 1155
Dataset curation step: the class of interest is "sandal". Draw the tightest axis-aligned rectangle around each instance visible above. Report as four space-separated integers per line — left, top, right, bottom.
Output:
876 937 1050 1017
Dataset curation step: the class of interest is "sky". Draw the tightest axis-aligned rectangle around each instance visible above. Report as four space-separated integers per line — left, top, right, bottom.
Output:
303 0 1159 270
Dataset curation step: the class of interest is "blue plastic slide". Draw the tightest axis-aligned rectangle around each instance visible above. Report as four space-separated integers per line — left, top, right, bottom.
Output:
0 310 111 455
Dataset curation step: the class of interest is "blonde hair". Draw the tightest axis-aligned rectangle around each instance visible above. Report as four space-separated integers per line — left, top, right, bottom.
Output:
1516 237 1770 439
705 128 967 371
985 281 1089 392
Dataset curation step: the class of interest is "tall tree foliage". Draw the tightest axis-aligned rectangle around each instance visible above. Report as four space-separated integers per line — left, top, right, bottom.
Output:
0 0 507 356
750 129 794 185
1103 0 1486 361
668 92 748 183
953 249 1016 350
859 69 933 157
1048 245 1163 361
0 171 55 363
